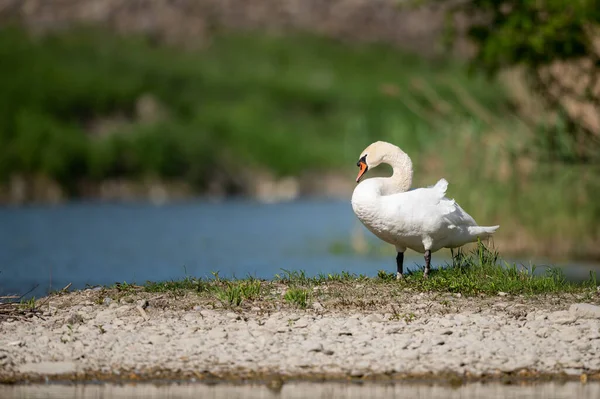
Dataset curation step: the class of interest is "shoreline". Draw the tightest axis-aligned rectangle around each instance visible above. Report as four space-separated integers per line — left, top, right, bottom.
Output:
2 284 600 385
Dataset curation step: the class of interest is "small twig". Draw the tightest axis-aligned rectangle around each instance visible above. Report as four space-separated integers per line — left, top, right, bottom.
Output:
60 283 72 292
136 305 149 321
15 284 40 302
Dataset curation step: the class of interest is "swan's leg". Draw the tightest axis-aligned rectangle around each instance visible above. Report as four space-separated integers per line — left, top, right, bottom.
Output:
396 252 404 280
424 250 431 279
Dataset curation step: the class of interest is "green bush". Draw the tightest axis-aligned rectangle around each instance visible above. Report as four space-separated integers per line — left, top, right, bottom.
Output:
439 0 600 162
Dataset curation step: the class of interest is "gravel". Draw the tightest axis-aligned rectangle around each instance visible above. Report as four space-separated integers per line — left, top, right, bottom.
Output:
1 290 600 382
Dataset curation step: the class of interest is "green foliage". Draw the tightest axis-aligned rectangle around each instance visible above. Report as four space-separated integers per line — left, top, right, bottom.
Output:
402 241 595 296
0 26 508 188
214 279 263 306
144 277 209 294
19 296 36 310
439 0 600 163
283 287 310 308
217 282 244 306
457 0 599 73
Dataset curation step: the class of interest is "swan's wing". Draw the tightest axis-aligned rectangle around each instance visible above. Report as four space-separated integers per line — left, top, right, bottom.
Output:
384 178 477 229
395 178 454 213
443 202 478 228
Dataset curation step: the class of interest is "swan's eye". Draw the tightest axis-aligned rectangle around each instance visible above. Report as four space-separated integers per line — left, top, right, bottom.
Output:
357 155 367 167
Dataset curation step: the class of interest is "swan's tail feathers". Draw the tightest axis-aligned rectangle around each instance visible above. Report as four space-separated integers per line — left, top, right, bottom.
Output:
432 178 449 196
468 225 500 239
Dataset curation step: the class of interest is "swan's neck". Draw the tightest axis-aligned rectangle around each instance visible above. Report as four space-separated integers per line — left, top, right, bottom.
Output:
352 145 413 209
380 148 413 195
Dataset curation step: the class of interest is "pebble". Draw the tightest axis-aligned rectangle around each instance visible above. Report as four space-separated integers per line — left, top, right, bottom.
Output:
18 361 77 375
2 294 600 380
570 303 600 319
137 299 149 309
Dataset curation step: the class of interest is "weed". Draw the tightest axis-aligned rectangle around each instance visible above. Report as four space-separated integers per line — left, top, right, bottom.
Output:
217 282 244 307
19 297 36 311
403 313 417 324
377 270 396 282
284 288 310 309
112 281 138 293
275 269 310 285
239 280 261 300
144 277 207 294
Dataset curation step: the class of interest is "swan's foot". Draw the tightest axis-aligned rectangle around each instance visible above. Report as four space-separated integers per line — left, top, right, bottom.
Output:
423 250 431 279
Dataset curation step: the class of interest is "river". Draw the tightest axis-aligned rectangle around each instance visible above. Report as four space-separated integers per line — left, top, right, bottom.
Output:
1 200 599 297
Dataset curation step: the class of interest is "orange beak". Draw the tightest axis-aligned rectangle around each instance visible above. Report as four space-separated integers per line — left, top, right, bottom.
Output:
356 161 368 183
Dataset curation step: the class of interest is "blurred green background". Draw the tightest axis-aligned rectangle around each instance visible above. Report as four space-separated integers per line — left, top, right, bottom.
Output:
0 0 599 260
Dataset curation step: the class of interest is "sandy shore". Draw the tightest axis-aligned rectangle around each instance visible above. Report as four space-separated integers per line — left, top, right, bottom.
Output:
1 287 600 384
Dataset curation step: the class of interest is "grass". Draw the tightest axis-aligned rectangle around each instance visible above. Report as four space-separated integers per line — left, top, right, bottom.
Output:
215 280 262 306
376 241 597 296
284 288 311 309
85 243 598 312
28 244 597 323
0 25 506 189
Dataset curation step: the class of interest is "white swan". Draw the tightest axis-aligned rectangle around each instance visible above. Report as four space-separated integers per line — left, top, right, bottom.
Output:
351 141 499 279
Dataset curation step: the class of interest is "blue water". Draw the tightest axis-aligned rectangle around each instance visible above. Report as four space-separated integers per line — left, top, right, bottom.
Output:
1 200 598 298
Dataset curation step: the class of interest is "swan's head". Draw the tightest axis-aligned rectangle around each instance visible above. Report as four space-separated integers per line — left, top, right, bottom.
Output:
355 141 393 183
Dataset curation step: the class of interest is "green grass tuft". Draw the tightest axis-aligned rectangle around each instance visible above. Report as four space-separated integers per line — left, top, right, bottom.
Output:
217 282 244 307
400 241 596 296
144 277 209 294
284 287 311 308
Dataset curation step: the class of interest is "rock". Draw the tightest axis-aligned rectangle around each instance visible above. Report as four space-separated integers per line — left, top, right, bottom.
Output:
207 328 228 340
137 299 149 309
95 309 115 324
349 369 364 377
498 292 508 297
147 334 168 344
294 317 309 328
363 314 383 323
18 361 77 375
306 342 323 353
311 302 324 311
386 326 402 334
569 303 600 319
65 313 84 325
102 297 112 306
552 310 577 325
60 334 72 343
397 338 413 350
560 326 582 343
